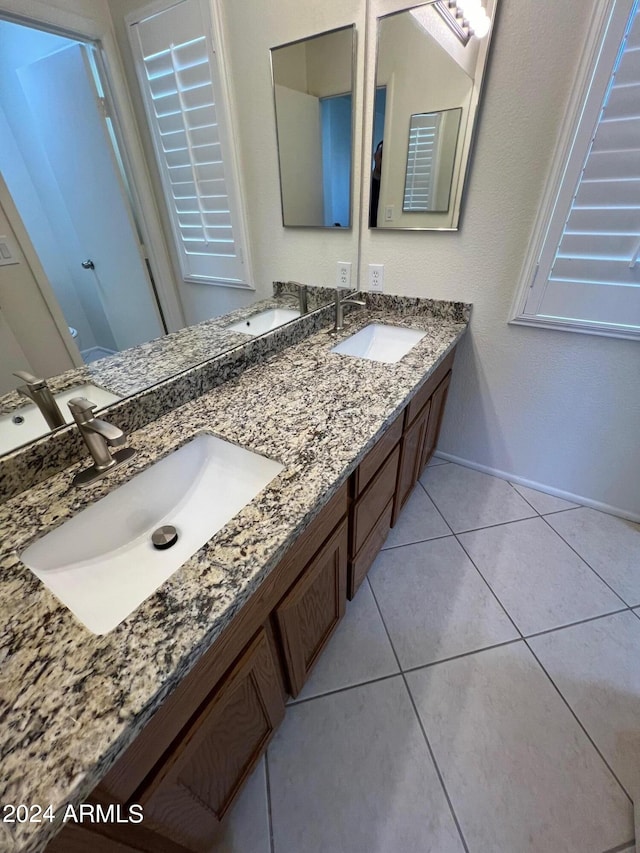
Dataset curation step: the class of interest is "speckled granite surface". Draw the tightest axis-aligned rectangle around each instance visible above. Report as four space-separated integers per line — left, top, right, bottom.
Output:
0 299 336 502
0 298 469 853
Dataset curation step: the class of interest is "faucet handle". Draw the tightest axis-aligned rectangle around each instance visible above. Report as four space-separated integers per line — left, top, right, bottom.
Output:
13 370 46 389
68 397 97 424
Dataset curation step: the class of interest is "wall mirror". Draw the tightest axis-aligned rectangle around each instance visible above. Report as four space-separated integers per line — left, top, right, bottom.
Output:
0 12 338 461
370 0 497 230
271 25 356 228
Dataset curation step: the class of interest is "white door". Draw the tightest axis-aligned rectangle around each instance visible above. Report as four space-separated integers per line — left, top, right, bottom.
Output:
275 84 324 226
0 307 31 394
17 44 164 352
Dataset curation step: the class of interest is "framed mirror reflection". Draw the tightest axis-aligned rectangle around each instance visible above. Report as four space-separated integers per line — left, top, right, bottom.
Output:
370 0 497 230
271 25 356 228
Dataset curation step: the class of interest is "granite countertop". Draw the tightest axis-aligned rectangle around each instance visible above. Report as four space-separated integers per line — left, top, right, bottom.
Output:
0 299 469 853
0 293 314 416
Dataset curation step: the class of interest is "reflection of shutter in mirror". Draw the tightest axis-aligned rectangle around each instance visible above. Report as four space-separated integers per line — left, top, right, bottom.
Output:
403 108 462 213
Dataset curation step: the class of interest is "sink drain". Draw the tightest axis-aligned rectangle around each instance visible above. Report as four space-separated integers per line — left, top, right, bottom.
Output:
151 525 179 550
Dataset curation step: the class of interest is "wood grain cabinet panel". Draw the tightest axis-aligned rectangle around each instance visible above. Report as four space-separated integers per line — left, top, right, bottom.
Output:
275 518 348 697
351 445 400 554
420 370 452 473
349 498 393 599
392 400 431 525
136 628 285 851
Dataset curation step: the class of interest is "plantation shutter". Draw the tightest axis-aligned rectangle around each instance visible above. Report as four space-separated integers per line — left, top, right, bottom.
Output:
525 3 640 331
129 0 247 284
403 112 441 212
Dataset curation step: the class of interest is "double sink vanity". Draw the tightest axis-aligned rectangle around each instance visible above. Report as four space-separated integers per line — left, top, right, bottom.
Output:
0 293 469 853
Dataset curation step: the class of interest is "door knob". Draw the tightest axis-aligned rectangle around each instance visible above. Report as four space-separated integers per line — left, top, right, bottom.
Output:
81 259 95 270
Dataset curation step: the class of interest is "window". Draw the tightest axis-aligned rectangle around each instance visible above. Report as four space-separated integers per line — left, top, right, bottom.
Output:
127 0 249 287
512 0 640 339
404 112 440 212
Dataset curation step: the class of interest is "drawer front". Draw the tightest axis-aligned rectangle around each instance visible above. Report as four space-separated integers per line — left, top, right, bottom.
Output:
348 498 393 599
406 348 455 426
353 413 404 497
351 444 400 554
138 627 285 849
275 518 348 697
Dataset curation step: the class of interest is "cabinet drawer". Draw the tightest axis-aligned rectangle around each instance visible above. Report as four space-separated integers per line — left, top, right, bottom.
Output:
348 498 393 599
352 413 403 497
406 349 455 426
137 627 285 850
275 518 348 697
351 444 400 554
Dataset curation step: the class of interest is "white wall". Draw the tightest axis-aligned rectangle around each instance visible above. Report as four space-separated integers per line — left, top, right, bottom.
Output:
220 0 364 290
361 0 640 519
375 11 473 227
0 190 77 388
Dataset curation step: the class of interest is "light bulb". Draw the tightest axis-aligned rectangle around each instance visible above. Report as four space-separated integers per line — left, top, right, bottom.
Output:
472 11 490 38
461 0 482 18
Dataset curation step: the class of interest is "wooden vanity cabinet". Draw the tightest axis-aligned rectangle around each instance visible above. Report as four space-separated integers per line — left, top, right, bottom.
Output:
393 351 455 524
274 518 348 696
137 627 285 850
46 482 349 853
44 346 459 853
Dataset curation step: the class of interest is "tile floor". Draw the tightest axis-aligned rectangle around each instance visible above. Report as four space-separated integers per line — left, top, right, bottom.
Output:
209 459 640 853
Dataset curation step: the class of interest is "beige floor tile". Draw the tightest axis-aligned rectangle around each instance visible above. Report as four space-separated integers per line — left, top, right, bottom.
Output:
369 536 518 669
406 643 633 853
421 463 536 532
268 677 465 853
546 508 640 605
382 484 450 550
530 611 640 799
459 517 624 635
510 482 579 514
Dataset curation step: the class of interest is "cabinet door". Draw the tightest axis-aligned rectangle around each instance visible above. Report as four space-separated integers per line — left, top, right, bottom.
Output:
420 371 452 472
275 518 348 697
392 400 430 525
137 627 285 851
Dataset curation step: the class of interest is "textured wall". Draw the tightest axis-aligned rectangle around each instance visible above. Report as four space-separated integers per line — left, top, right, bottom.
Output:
221 0 364 292
359 0 640 519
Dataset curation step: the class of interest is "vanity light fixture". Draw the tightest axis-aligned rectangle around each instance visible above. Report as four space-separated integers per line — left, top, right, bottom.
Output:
434 0 490 45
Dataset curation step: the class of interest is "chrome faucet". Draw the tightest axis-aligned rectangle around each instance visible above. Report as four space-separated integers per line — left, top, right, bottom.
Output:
333 290 366 332
68 397 136 487
13 371 65 430
283 281 309 314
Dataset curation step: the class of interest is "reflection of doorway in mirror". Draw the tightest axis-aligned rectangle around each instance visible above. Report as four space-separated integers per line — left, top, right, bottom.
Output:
370 87 387 227
320 94 352 227
0 18 165 366
403 107 462 213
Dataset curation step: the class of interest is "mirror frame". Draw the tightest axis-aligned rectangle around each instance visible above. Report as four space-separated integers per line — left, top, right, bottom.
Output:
270 23 357 230
369 0 498 231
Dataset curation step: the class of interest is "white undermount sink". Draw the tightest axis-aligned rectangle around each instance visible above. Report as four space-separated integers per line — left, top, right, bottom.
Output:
21 433 284 635
226 308 300 336
0 383 120 455
330 323 427 364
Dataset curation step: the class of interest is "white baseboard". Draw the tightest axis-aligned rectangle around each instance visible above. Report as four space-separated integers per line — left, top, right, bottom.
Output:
433 451 640 524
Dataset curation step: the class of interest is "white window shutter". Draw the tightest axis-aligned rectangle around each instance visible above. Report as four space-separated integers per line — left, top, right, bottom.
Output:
129 0 248 285
524 1 640 334
403 113 441 212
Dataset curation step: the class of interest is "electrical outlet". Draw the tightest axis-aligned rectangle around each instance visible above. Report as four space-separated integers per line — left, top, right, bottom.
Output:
336 261 352 289
368 263 384 293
